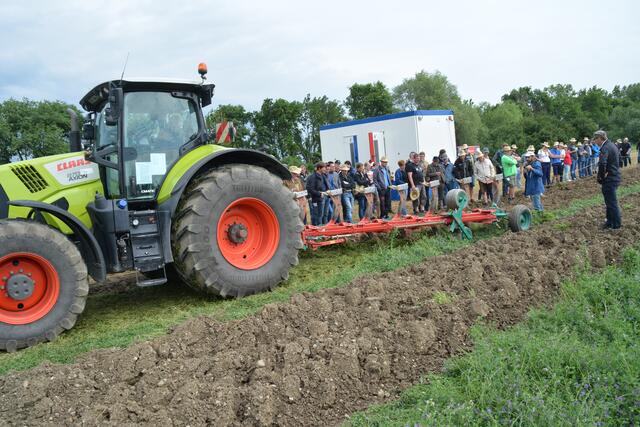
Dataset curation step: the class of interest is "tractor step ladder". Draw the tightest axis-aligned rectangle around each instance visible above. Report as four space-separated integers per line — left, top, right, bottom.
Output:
129 210 167 287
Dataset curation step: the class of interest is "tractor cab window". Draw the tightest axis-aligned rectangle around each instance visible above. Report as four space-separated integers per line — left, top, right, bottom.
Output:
95 107 120 198
122 92 199 199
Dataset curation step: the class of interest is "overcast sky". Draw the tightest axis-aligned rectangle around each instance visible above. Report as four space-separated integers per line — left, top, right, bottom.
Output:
1 0 638 114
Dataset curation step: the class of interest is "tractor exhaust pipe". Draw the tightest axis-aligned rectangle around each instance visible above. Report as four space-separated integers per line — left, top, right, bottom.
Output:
67 108 82 152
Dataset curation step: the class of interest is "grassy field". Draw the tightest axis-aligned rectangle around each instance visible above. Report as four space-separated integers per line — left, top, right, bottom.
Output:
1 181 640 376
346 246 640 426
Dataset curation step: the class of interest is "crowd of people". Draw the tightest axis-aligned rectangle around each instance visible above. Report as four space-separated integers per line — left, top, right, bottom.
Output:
284 133 634 227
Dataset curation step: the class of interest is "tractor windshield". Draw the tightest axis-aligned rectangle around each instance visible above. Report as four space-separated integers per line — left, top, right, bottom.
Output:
122 92 199 199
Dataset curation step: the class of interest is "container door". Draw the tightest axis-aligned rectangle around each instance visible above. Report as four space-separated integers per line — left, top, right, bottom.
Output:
344 135 358 164
368 131 386 163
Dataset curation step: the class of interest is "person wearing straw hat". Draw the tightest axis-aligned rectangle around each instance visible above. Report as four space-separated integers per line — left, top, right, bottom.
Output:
537 142 552 187
454 148 474 203
474 149 495 205
549 142 563 184
511 144 523 189
593 130 622 229
562 143 573 182
577 141 587 178
373 156 393 219
523 150 544 211
568 138 578 180
339 164 356 223
286 165 310 223
501 144 520 202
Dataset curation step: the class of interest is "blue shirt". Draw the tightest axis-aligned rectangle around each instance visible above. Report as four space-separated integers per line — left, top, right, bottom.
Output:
591 144 600 157
381 167 390 186
550 148 562 164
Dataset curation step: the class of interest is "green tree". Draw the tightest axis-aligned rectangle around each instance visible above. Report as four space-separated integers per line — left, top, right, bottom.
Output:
252 98 302 160
298 94 346 163
453 101 486 149
0 98 79 163
392 70 460 110
480 101 525 151
345 82 394 119
205 104 253 148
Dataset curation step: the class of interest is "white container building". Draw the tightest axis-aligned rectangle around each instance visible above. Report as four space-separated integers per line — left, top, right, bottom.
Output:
319 110 457 169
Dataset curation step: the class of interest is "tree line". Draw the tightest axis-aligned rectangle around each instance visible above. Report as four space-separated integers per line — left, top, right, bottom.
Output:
1 71 639 165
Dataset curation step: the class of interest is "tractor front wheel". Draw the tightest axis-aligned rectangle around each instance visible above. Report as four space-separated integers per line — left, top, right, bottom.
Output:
172 165 303 297
0 220 88 351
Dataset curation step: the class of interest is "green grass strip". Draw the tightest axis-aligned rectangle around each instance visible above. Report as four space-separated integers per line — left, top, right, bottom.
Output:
1 181 639 376
346 246 640 426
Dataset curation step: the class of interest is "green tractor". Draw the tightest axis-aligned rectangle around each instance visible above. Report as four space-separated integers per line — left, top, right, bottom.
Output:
0 66 303 351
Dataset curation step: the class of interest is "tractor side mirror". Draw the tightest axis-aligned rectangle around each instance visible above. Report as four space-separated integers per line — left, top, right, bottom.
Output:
104 87 123 126
82 122 95 140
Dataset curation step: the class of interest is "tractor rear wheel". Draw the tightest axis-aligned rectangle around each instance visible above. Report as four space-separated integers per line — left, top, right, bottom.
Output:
172 165 303 297
0 220 88 352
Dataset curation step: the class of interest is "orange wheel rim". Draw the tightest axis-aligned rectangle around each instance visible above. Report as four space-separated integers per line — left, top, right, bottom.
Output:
217 198 280 270
0 252 60 325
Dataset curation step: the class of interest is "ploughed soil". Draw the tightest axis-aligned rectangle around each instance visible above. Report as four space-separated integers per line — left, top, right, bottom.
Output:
2 168 640 426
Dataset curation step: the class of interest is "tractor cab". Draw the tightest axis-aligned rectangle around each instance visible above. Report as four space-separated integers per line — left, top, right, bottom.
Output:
80 78 215 202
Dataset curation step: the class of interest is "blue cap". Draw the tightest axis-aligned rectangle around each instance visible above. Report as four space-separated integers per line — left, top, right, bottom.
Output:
117 199 128 209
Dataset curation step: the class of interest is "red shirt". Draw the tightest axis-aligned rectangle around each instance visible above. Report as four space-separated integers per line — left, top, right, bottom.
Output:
564 151 572 165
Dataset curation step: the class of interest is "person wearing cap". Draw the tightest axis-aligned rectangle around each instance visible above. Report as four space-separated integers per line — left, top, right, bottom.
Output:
549 142 563 184
568 138 578 180
593 130 622 229
373 157 393 219
620 137 632 167
523 151 544 211
305 162 328 226
474 150 495 205
537 142 552 187
426 156 445 212
501 145 520 202
338 164 356 223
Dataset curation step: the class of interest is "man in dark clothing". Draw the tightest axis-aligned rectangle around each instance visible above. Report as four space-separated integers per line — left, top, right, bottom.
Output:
305 162 328 226
594 130 622 229
426 156 445 211
373 156 392 219
339 164 356 223
354 162 372 220
405 152 426 214
620 137 632 167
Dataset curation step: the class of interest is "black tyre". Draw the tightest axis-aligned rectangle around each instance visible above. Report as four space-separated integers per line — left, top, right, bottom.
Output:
508 204 532 232
445 189 468 210
172 165 304 297
0 220 88 352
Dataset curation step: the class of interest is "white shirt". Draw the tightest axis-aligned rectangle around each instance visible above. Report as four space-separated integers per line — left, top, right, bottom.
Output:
537 149 550 163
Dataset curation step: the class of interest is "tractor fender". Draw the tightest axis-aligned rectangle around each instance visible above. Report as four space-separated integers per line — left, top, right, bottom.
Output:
8 200 107 282
157 148 291 263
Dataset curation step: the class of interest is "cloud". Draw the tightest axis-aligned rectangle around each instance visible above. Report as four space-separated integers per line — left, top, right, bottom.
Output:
1 0 638 113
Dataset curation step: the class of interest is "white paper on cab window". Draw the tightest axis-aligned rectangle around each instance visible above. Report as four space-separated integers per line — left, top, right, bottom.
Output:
150 153 167 175
135 162 153 184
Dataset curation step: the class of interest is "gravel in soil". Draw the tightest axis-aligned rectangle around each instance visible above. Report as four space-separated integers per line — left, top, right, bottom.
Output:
2 169 640 426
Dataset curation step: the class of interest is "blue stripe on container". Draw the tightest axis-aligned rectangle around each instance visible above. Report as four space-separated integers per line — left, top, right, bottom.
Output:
320 110 454 131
